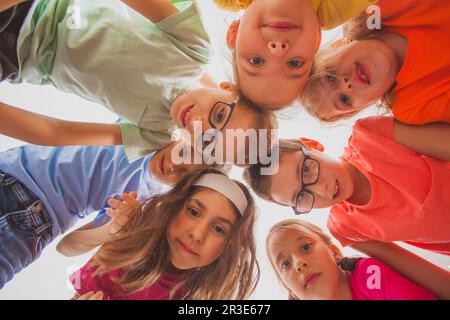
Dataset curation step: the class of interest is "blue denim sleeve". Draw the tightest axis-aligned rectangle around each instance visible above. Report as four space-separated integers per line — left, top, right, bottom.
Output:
91 208 111 228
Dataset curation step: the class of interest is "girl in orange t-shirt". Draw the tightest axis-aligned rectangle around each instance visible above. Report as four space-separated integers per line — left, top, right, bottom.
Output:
243 116 450 256
300 0 450 124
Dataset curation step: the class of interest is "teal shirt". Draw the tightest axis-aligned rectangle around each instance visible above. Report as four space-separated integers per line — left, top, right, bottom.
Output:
15 0 211 161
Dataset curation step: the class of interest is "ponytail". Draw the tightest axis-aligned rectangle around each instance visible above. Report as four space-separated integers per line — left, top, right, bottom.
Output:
338 257 363 272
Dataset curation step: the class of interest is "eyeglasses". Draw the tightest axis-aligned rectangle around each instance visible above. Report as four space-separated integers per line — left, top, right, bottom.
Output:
292 146 320 215
195 97 239 156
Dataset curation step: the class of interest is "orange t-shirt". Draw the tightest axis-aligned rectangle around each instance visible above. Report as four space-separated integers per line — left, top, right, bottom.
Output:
327 116 450 255
377 0 450 124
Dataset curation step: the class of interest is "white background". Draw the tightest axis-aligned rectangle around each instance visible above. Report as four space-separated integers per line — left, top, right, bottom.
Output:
0 1 448 299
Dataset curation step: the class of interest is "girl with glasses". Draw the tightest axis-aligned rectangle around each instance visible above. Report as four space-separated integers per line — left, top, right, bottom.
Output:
244 116 450 258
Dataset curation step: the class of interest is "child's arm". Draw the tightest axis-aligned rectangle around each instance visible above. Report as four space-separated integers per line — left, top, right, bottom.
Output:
0 0 26 12
57 192 140 257
351 241 450 300
56 220 111 257
394 121 450 162
120 0 179 23
72 291 104 300
0 101 122 146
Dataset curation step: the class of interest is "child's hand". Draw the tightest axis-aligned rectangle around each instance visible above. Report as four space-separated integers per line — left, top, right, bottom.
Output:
75 291 104 300
106 192 140 235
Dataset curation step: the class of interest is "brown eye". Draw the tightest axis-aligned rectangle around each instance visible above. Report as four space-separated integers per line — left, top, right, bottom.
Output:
212 224 226 235
339 94 351 106
187 208 200 217
281 260 291 270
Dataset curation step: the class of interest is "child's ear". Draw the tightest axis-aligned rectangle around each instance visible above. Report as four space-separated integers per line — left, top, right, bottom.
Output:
329 243 342 260
298 137 325 152
219 81 237 92
226 19 240 49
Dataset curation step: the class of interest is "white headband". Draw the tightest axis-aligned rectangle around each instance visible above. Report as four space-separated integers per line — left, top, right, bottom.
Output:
193 174 248 216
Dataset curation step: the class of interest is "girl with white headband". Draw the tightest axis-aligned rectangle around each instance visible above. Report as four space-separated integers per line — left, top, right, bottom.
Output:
62 168 259 300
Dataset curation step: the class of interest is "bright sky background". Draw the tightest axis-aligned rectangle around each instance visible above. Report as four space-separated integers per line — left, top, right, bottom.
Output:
0 1 448 299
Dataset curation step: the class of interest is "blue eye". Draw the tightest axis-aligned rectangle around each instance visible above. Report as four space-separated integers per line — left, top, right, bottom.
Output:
287 59 304 69
249 56 264 66
339 94 351 106
302 244 311 252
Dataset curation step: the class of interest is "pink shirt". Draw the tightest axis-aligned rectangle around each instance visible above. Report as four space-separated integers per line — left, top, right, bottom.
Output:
70 259 180 300
348 258 436 300
328 116 450 255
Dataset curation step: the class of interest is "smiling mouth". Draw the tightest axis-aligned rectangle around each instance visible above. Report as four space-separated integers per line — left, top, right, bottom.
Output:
159 154 166 176
354 62 371 84
179 105 194 128
333 180 340 199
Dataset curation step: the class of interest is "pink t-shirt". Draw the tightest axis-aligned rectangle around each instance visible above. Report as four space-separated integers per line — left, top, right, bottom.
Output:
327 116 450 255
70 259 180 300
348 258 436 300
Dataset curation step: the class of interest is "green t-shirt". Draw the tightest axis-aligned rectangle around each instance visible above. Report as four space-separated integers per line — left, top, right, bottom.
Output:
15 0 211 160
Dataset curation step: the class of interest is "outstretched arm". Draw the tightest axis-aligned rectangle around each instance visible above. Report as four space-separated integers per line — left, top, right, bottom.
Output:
351 241 450 300
56 220 112 257
394 121 450 162
120 0 179 23
0 0 26 12
0 101 122 146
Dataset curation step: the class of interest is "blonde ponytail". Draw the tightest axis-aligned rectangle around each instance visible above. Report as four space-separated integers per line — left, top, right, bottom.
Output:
213 0 253 11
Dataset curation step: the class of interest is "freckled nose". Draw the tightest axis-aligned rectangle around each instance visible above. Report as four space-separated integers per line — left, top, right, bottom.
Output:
267 41 290 56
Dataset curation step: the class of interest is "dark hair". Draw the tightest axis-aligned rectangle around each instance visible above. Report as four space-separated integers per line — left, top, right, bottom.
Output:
338 257 363 272
243 139 305 204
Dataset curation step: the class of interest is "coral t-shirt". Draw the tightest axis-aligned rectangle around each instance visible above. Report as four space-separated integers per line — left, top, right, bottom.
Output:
348 258 436 300
327 116 450 255
377 0 450 124
70 259 180 300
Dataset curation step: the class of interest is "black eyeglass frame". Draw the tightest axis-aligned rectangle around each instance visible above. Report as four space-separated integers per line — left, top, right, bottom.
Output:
292 146 321 215
207 97 239 131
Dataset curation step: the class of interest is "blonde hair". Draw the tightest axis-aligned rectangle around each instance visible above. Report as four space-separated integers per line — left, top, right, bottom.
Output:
300 12 396 123
266 219 360 300
92 168 260 300
213 0 253 11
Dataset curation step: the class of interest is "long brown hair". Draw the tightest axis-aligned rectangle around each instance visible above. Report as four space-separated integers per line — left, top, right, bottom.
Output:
300 12 396 122
92 168 260 299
